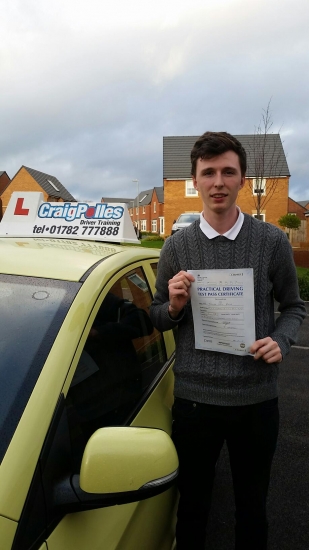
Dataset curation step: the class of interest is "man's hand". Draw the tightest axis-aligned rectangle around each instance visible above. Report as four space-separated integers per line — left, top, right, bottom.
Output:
250 337 282 364
168 271 195 318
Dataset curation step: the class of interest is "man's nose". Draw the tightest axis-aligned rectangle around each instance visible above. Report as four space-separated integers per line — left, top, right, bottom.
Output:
213 172 224 187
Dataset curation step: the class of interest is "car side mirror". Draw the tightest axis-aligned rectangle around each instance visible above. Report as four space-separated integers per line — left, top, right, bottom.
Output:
54 426 178 514
80 426 178 494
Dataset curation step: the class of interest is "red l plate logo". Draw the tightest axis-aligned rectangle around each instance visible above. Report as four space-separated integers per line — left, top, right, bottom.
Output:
14 198 29 216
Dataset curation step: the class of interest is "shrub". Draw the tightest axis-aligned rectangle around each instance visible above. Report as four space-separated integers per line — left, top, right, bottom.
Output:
143 235 164 242
278 214 301 230
298 273 309 301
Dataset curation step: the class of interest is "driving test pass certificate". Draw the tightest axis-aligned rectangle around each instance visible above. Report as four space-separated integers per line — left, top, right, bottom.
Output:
188 269 256 356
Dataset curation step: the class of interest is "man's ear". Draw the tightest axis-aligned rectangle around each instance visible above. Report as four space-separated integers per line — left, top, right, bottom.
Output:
240 176 245 189
192 175 198 189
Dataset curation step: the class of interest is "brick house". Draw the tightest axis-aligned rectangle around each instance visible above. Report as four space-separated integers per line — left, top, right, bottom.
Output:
0 172 11 219
297 200 309 212
287 197 309 243
128 187 164 235
0 171 11 195
163 135 290 236
101 188 164 235
1 166 76 215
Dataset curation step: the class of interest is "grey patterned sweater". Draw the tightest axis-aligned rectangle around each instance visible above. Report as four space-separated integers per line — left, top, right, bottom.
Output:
150 215 306 406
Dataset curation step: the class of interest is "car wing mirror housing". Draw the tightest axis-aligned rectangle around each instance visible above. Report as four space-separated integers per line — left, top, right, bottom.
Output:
56 426 178 513
80 426 178 494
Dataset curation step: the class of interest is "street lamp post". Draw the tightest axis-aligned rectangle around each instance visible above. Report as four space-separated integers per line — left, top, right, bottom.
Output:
130 200 134 217
132 179 139 230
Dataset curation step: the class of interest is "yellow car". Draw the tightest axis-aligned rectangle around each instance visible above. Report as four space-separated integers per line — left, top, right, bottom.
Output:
0 227 178 549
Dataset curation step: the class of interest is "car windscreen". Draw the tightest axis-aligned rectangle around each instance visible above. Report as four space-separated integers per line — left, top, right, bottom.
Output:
0 274 81 462
177 214 199 223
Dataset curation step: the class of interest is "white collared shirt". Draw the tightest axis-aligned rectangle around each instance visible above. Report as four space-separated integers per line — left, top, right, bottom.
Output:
199 206 244 240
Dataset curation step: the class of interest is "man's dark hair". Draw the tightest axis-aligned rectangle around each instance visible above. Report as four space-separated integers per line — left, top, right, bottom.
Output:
190 131 247 177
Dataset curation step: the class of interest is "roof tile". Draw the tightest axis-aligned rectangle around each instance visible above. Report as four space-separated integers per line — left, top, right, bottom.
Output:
163 134 290 179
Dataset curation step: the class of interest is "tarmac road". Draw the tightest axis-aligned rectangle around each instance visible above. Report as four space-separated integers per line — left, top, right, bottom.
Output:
203 303 309 550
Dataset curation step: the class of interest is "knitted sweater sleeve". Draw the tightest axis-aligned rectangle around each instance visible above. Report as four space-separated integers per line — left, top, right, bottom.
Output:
269 231 306 357
150 238 186 331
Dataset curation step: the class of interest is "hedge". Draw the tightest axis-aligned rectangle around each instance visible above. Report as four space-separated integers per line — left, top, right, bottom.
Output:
142 235 165 242
298 273 309 301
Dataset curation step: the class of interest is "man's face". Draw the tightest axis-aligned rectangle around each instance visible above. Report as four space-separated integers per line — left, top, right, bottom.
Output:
192 151 245 217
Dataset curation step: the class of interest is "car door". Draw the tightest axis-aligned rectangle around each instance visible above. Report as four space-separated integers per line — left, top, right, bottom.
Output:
42 261 177 550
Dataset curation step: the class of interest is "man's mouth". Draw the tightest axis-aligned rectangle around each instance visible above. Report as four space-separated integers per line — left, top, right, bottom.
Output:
211 194 227 198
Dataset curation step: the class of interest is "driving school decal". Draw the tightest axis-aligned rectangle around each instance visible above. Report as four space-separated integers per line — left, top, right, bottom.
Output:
0 192 138 244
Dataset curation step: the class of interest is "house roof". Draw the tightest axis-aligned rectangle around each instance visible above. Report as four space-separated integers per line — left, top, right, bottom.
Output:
23 166 76 201
134 187 164 206
101 197 133 205
297 200 309 207
137 189 153 206
154 186 164 203
163 134 290 179
101 187 164 207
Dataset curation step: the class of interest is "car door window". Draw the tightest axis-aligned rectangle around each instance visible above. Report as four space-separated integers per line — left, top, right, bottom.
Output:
66 266 167 470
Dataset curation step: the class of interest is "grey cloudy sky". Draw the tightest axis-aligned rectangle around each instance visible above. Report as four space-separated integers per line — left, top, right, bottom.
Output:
1 0 309 203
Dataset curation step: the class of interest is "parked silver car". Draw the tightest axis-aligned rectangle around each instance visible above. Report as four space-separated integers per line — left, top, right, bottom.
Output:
171 212 200 235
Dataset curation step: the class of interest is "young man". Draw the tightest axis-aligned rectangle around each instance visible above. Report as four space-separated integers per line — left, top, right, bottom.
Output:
150 132 306 550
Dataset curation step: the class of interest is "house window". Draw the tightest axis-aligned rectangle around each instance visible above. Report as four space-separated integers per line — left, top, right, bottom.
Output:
186 180 198 197
252 178 266 196
142 206 146 214
47 179 60 192
136 207 139 215
152 220 157 233
153 202 156 213
159 217 164 235
141 220 147 231
253 213 265 222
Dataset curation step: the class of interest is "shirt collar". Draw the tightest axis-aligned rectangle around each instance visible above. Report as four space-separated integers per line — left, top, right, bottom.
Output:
199 206 244 240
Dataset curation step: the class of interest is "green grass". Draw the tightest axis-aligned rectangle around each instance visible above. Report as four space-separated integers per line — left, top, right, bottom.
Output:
122 240 164 249
140 240 164 249
296 267 309 277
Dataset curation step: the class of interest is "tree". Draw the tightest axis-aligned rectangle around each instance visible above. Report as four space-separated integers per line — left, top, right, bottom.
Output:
248 100 285 218
278 214 301 239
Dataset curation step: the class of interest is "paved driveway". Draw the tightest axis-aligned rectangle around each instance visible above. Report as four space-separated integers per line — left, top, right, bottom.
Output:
204 303 309 550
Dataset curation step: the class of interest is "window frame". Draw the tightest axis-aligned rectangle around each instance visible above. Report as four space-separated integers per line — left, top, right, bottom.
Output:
252 178 266 196
185 179 198 197
159 217 164 235
253 213 265 221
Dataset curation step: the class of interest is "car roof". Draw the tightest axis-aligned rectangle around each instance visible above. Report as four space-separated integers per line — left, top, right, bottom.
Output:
0 237 160 282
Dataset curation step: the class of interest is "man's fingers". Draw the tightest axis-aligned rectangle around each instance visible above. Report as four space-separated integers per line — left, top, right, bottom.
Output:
250 337 282 363
168 271 195 291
